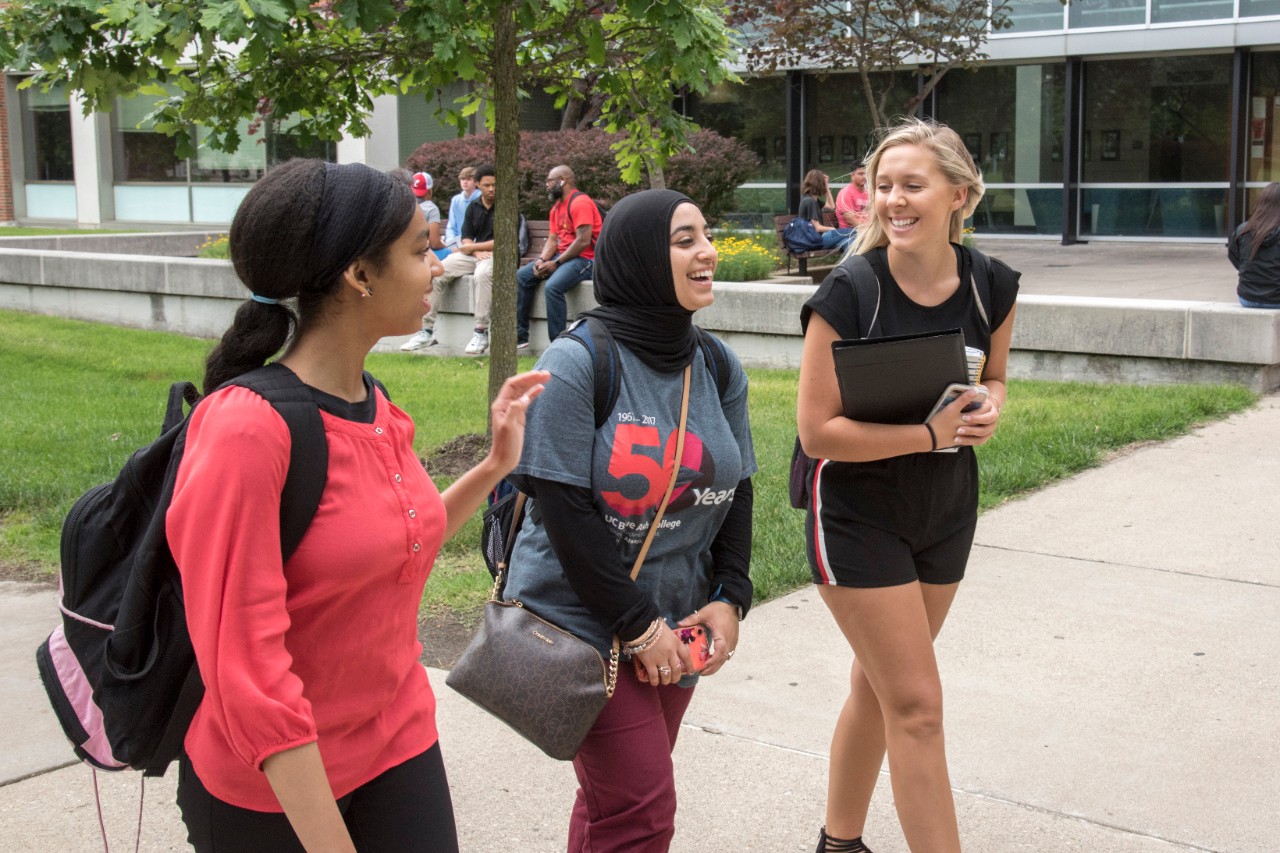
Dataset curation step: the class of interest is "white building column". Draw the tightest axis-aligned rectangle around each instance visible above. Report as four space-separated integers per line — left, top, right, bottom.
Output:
337 94 402 169
68 92 113 226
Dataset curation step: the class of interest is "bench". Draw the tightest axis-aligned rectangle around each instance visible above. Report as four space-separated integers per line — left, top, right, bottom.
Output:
439 218 552 264
773 213 842 277
436 218 592 351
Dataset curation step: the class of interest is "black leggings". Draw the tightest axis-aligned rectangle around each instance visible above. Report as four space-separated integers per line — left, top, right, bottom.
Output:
176 744 459 852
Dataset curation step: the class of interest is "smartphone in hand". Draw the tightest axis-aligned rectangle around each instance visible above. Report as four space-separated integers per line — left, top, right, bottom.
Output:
926 383 988 421
632 622 715 681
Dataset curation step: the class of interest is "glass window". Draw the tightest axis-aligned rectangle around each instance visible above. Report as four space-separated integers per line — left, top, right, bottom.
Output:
687 77 787 182
1068 0 1145 28
267 115 336 166
937 63 1065 235
1152 0 1233 22
113 91 187 182
1083 56 1230 185
21 83 73 181
805 71 915 183
1241 0 1280 15
1248 51 1280 185
1002 0 1066 33
191 119 265 183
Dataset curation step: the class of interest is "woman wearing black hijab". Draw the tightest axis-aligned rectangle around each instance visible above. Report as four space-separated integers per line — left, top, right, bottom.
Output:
504 189 756 852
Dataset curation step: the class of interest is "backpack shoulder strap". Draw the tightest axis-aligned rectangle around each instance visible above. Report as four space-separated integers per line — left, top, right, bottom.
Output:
837 253 882 339
229 362 328 562
965 246 993 334
693 327 733 403
564 317 622 431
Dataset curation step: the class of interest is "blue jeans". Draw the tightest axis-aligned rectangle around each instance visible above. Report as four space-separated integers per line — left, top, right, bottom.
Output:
517 255 593 344
822 228 855 252
1239 296 1280 309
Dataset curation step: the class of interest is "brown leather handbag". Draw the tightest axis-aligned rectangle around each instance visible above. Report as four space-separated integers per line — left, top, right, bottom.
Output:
446 365 692 760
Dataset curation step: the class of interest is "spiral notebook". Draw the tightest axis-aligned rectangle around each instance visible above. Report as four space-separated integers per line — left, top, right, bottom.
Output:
830 328 967 424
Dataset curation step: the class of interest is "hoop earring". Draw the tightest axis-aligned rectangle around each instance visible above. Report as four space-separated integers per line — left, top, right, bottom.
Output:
362 287 374 298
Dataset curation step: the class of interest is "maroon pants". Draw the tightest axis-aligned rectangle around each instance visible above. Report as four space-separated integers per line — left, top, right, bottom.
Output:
568 670 697 852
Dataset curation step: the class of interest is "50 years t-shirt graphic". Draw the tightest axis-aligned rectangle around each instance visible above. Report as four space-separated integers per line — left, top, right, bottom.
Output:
599 422 725 520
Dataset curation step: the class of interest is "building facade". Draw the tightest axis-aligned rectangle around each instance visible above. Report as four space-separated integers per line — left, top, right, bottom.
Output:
685 0 1280 241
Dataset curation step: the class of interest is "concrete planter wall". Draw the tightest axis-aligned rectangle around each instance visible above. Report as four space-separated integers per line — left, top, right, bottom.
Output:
2 247 1278 392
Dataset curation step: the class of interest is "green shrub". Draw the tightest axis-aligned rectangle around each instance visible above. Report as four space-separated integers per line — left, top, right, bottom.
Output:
406 129 759 223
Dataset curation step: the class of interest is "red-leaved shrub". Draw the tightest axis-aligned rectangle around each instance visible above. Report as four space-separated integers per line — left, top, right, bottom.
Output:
406 129 759 223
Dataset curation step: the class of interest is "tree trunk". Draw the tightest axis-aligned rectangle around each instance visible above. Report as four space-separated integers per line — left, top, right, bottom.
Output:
489 1 520 409
648 161 667 190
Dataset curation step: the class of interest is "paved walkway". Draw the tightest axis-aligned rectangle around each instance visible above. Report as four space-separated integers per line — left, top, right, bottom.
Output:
2 241 1274 851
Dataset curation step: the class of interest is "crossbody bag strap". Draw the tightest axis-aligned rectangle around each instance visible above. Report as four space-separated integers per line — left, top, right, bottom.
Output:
628 363 692 580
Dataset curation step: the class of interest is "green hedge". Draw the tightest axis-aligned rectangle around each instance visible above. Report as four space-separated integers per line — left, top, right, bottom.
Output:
406 129 760 223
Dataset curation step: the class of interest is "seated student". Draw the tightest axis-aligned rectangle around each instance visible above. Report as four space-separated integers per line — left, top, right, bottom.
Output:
411 172 452 261
1229 182 1280 308
516 165 603 349
800 169 854 253
835 162 870 231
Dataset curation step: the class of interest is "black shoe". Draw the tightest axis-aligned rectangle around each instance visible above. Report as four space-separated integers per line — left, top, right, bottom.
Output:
816 827 873 853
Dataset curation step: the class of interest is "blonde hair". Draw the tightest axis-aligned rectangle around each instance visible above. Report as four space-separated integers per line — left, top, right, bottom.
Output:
850 117 984 255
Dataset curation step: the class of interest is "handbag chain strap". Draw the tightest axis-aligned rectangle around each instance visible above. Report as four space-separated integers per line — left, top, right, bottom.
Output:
600 363 692 698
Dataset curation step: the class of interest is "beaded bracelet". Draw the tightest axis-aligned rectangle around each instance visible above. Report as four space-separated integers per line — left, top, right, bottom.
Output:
622 618 664 655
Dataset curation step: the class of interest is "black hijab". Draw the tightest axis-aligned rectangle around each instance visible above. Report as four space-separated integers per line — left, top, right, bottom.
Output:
579 189 702 373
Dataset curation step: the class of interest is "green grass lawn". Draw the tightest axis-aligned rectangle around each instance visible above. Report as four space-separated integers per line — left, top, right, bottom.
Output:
0 309 1258 617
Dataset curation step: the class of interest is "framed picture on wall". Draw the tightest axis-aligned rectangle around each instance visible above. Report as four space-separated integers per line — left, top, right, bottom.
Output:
989 132 1009 162
773 136 786 163
818 135 834 163
963 133 982 162
842 135 857 162
1102 130 1120 160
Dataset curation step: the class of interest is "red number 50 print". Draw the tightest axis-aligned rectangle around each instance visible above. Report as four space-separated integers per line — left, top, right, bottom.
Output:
600 423 702 517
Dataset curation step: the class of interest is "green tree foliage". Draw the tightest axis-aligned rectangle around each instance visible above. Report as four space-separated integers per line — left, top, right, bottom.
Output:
727 0 1014 129
0 0 738 401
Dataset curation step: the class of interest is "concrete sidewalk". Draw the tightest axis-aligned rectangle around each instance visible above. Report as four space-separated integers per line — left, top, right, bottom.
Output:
2 393 1275 851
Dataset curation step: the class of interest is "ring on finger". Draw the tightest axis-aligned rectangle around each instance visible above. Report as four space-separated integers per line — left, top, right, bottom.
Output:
657 666 671 676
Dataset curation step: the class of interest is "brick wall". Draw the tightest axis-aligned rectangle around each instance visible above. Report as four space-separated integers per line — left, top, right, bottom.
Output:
0 82 14 223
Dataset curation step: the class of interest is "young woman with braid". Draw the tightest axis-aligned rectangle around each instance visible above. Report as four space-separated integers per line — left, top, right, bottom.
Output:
798 119 1020 852
166 159 548 851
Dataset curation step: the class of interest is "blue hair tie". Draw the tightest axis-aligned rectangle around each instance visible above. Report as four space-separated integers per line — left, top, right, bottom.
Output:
250 293 280 305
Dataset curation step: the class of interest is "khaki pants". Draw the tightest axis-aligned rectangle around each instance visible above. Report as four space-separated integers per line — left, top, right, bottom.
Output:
426 252 493 329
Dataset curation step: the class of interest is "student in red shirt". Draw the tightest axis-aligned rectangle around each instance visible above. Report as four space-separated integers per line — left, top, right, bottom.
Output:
516 164 603 348
835 162 871 230
167 159 548 852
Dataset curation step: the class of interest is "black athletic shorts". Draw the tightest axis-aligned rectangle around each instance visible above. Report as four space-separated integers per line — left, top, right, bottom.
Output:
805 450 978 588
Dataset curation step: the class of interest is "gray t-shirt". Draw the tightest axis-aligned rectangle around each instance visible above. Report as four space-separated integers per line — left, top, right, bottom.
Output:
504 335 757 657
418 199 441 224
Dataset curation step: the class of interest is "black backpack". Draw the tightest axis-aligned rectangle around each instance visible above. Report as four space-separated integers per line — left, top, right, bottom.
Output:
567 190 608 224
33 362 355 777
481 317 734 577
788 250 994 509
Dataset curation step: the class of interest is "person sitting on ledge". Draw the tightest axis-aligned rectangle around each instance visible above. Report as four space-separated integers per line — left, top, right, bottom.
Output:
1229 181 1280 309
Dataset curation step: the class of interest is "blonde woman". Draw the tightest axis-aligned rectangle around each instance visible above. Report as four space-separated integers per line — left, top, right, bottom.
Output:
797 118 1020 852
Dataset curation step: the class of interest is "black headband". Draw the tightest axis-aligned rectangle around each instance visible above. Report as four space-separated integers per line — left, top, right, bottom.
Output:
310 162 402 290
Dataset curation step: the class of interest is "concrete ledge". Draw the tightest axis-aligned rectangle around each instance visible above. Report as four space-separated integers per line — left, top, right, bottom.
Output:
5 248 1279 391
0 231 222 257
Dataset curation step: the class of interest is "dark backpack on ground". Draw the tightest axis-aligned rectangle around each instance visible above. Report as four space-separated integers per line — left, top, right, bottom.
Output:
481 317 734 577
788 250 994 510
783 216 826 254
518 213 530 257
34 362 356 777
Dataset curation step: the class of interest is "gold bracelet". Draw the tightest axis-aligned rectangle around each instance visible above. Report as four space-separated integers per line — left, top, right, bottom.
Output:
622 618 664 654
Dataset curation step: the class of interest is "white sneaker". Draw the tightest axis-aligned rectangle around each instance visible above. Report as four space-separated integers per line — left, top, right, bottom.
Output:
400 328 437 351
464 330 489 355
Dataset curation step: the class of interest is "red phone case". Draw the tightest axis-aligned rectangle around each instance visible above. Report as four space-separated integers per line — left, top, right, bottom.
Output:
631 623 714 679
